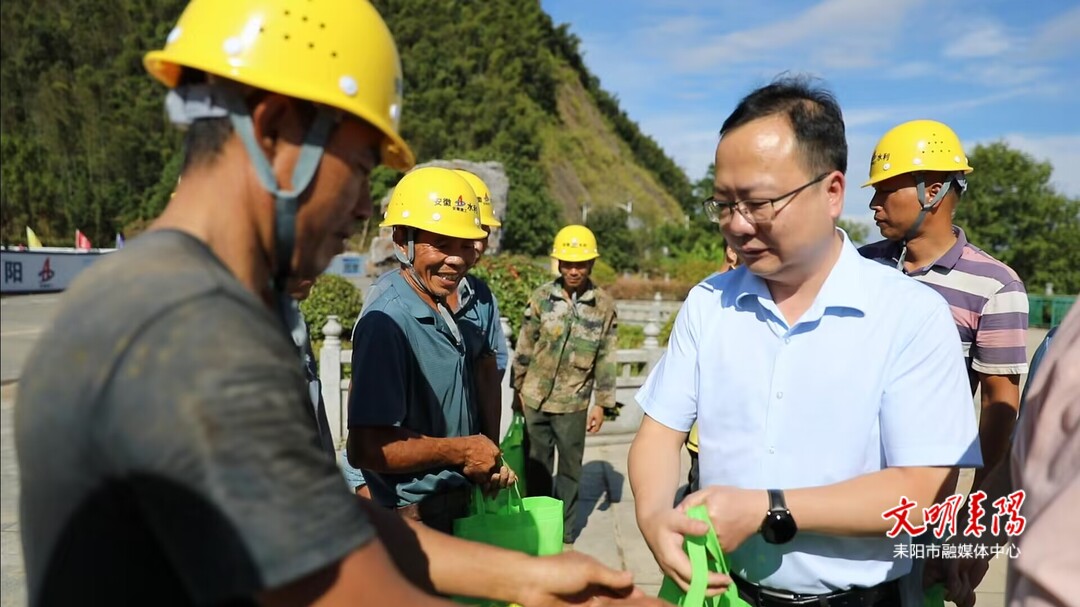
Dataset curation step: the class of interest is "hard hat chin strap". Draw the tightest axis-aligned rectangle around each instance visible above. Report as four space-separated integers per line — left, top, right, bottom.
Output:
395 227 462 345
167 83 340 292
896 171 957 270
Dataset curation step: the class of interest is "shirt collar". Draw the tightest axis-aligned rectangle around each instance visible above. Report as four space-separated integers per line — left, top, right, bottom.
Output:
388 270 441 321
933 226 967 271
550 278 597 304
389 270 464 344
870 225 967 274
457 275 475 308
735 230 870 321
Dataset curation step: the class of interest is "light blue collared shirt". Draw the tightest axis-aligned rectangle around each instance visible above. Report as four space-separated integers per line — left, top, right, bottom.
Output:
637 232 981 594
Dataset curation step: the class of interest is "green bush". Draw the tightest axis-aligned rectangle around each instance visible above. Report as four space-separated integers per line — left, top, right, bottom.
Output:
471 254 553 345
661 255 724 285
617 323 645 349
660 313 676 346
591 258 618 286
300 274 364 342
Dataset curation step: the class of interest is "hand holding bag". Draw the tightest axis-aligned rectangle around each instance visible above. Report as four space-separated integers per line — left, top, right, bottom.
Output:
658 504 753 607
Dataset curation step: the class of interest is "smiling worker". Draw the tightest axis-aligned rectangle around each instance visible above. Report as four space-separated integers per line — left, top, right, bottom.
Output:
347 167 515 534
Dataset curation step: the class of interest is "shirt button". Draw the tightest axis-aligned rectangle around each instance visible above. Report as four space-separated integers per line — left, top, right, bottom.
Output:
769 447 776 454
776 391 784 399
784 337 791 345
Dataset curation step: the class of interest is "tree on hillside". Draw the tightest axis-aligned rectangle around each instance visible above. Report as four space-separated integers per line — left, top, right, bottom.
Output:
500 166 562 257
586 206 640 272
837 218 869 244
955 142 1080 294
0 0 186 246
1 0 699 251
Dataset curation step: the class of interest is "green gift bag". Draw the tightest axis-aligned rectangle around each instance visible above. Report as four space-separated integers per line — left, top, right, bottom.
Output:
923 583 946 607
452 484 563 606
658 505 752 607
500 411 526 485
453 484 564 556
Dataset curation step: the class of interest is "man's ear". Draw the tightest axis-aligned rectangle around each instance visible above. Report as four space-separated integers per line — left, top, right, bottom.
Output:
825 170 846 220
249 93 298 163
391 226 406 248
926 181 943 200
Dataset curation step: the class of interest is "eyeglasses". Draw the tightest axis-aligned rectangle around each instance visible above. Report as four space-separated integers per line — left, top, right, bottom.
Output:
703 173 830 225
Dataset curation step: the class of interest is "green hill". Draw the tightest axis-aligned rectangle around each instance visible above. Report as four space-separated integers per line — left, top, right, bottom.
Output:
1 0 694 256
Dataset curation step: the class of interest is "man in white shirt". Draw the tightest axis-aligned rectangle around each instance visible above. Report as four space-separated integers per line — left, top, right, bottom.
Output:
629 76 981 607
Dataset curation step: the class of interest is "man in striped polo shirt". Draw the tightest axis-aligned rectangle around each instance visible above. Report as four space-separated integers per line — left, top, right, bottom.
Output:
859 119 1029 488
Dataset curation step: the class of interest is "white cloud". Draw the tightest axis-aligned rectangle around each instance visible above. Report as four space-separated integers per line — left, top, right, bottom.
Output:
943 23 1012 59
998 134 1080 197
842 86 1057 133
1027 5 1080 60
884 61 936 80
844 108 899 129
954 64 1053 88
645 0 928 74
638 114 721 182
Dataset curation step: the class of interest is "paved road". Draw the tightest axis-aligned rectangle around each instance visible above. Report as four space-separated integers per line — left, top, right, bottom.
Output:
2 385 25 606
0 295 62 384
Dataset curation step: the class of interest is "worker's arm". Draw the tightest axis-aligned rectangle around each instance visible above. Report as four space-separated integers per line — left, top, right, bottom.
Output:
972 372 1019 487
269 499 656 606
259 537 453 607
347 426 500 484
475 354 502 444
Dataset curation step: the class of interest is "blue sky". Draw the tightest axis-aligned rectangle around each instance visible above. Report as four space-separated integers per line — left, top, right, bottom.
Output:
541 0 1080 223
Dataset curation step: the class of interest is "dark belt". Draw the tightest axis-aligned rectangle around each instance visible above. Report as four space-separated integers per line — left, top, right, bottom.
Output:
396 487 471 533
732 575 900 607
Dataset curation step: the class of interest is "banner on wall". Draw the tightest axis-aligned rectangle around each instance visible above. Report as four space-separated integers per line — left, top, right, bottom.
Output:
0 248 115 294
2 249 366 294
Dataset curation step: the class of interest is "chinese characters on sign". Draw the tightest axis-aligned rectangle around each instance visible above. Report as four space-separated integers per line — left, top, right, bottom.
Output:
4 261 22 284
892 543 1022 560
883 491 1026 559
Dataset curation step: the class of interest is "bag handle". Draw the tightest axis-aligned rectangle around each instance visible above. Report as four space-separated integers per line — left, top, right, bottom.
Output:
511 411 526 430
470 474 525 516
680 505 736 607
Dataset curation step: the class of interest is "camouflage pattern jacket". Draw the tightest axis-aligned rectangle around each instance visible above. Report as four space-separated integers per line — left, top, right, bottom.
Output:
511 279 617 413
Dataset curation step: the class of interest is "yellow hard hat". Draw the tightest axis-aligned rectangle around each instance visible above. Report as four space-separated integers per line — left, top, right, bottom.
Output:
381 167 488 240
143 0 415 171
454 170 501 228
551 225 599 262
863 120 973 187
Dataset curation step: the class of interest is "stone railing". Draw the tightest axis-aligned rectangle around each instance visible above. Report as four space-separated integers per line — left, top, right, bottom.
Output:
319 293 668 448
615 295 682 327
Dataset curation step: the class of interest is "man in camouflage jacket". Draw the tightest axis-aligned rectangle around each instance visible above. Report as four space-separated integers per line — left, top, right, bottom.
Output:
511 225 618 546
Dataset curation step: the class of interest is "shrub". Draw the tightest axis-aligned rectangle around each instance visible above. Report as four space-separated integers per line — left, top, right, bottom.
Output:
662 256 723 286
617 323 645 349
300 274 364 342
606 276 695 301
591 258 618 286
471 254 552 345
660 313 676 346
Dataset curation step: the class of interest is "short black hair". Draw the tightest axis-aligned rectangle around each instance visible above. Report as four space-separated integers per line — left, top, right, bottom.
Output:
720 75 847 176
177 69 234 172
181 118 233 172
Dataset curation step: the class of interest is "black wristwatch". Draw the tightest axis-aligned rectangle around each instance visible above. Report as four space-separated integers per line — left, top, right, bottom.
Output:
760 489 798 544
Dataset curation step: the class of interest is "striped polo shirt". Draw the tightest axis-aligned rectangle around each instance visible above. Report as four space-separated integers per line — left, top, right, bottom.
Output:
859 226 1029 389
